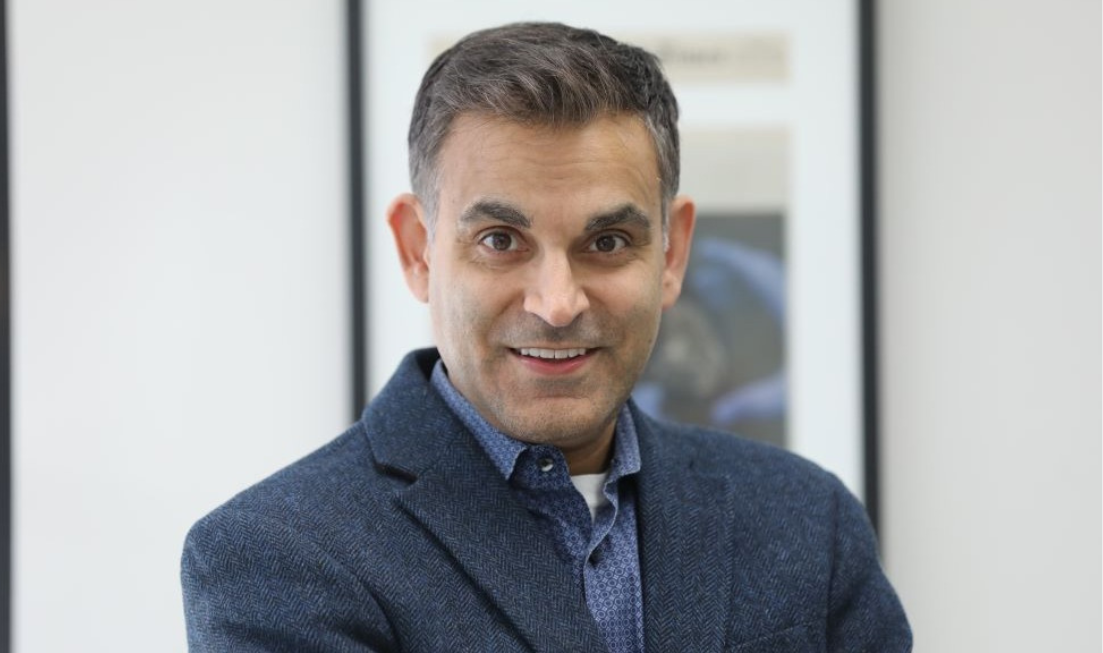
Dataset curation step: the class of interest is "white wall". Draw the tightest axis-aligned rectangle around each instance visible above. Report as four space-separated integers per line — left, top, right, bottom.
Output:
9 1 349 651
878 1 1100 651
6 1 1099 652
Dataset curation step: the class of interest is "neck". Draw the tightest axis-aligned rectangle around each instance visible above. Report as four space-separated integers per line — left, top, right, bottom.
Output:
560 426 615 475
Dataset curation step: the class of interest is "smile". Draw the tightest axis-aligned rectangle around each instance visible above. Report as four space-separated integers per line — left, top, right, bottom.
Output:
517 347 589 360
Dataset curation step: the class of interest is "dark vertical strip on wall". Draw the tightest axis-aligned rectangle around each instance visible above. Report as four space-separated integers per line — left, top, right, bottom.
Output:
859 0 882 535
0 0 10 646
347 0 368 420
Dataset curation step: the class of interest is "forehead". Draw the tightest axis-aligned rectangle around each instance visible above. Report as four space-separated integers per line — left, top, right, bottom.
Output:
434 113 661 221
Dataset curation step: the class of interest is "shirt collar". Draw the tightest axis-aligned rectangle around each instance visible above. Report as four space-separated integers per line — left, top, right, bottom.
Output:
430 360 641 483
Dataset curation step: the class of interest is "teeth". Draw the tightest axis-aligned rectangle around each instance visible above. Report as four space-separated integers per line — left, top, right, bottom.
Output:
519 347 588 360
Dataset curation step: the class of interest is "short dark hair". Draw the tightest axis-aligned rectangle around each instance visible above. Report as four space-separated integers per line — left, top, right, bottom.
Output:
408 22 680 228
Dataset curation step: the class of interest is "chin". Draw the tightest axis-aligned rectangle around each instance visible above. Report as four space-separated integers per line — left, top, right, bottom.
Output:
502 407 613 446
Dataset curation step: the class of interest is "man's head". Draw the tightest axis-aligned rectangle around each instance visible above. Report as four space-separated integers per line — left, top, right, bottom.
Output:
407 22 681 231
388 23 695 473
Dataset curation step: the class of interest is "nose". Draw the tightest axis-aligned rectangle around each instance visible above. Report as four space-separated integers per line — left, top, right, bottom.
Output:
522 252 590 327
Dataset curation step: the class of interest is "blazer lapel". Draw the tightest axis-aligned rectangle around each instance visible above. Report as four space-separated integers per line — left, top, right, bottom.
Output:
396 447 607 652
634 406 737 652
365 350 608 653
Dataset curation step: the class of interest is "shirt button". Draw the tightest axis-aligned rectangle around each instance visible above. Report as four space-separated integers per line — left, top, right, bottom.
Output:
537 457 554 472
589 548 603 565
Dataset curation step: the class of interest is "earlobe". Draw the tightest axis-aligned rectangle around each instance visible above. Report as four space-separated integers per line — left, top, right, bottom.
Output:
661 195 696 309
386 193 431 303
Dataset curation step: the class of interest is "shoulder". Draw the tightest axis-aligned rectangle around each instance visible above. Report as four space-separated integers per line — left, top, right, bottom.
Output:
181 425 399 648
635 413 911 648
181 421 403 608
228 423 373 507
640 411 842 495
184 349 450 552
184 423 389 552
634 410 865 552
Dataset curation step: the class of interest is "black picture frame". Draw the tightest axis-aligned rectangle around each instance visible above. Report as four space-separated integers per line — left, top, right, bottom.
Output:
1 0 12 646
344 0 882 532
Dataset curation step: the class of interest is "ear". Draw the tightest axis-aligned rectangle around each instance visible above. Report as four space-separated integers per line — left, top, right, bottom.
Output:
386 193 431 303
660 195 696 310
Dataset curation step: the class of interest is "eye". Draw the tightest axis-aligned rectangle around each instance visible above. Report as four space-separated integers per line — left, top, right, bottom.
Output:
589 234 629 253
479 231 519 252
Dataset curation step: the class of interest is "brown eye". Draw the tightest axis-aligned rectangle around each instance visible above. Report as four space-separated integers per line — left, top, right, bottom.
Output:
591 234 628 253
480 231 518 252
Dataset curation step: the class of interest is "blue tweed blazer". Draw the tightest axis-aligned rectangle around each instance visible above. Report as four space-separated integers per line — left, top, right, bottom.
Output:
182 349 911 652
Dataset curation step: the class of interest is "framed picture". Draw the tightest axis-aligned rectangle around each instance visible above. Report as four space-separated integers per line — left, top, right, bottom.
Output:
348 0 881 526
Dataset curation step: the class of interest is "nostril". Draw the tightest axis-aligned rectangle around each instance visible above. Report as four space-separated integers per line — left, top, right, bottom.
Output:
521 257 591 326
525 295 589 328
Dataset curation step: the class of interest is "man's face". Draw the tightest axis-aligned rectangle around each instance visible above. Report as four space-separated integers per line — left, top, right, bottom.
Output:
390 113 694 461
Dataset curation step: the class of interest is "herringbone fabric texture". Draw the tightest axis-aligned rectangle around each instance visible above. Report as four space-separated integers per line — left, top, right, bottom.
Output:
182 348 912 652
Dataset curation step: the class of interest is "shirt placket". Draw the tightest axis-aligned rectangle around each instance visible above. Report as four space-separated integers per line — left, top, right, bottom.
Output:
512 446 594 568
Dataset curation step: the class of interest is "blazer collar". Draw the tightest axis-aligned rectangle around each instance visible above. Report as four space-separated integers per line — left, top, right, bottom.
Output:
364 349 609 653
633 403 738 652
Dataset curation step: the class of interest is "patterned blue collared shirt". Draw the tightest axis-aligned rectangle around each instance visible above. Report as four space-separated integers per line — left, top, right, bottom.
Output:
431 362 644 653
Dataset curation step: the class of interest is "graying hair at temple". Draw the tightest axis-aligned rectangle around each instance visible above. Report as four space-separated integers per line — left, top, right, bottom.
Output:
407 21 681 230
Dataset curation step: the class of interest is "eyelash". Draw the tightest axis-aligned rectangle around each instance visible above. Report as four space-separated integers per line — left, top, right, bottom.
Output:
588 233 630 253
478 230 522 252
475 230 632 256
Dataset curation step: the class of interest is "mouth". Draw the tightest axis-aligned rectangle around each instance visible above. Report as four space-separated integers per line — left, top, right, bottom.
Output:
511 346 596 375
516 347 589 360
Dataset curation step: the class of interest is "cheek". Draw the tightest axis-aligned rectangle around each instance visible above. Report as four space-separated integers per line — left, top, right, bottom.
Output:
590 277 663 350
626 300 662 349
433 274 501 345
598 268 665 316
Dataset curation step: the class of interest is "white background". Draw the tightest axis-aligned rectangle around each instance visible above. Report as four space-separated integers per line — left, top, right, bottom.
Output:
8 0 1099 651
10 1 351 650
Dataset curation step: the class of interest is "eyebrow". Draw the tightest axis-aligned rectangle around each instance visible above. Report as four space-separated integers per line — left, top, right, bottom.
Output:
458 200 531 229
457 199 653 233
585 204 653 233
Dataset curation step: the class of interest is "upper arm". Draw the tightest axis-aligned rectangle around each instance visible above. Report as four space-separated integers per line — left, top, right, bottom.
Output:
826 480 913 652
181 507 396 653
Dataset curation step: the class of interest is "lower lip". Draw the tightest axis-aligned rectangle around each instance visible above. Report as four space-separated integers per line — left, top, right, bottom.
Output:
512 349 596 375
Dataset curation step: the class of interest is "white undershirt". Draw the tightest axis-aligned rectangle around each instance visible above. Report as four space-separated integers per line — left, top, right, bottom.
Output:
569 471 611 522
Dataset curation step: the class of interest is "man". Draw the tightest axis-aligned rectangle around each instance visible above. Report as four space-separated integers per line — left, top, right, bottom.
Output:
182 22 911 652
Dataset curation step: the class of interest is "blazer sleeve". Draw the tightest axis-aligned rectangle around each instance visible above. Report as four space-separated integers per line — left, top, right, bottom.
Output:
181 507 395 653
827 479 913 652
